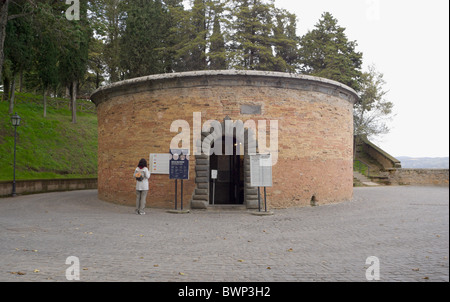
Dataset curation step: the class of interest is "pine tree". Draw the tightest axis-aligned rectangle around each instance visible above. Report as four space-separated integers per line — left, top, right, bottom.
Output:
169 0 208 72
90 0 126 83
33 17 59 118
161 0 185 73
208 0 227 70
3 1 34 113
273 8 299 73
120 0 170 78
228 0 299 72
298 12 363 91
190 0 208 70
229 0 276 70
0 0 11 83
58 1 91 123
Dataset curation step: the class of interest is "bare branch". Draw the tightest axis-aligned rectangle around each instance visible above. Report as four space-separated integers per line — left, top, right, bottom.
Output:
7 12 30 20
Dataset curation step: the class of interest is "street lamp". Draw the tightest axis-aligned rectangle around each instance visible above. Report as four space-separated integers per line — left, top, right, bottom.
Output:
11 113 21 197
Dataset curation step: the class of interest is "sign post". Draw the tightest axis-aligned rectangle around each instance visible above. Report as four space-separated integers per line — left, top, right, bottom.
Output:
264 187 268 213
174 179 178 210
169 149 190 214
211 170 218 205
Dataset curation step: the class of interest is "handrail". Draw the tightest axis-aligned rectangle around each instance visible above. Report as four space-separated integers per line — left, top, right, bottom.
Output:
354 159 370 177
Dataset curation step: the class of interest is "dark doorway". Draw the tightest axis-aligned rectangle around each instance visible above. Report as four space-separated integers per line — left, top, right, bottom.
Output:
209 137 244 205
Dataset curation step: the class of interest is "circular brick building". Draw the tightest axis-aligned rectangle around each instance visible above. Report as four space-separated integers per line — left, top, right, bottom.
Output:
90 70 358 210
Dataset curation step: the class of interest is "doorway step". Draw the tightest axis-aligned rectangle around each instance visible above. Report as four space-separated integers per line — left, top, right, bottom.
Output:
206 205 247 212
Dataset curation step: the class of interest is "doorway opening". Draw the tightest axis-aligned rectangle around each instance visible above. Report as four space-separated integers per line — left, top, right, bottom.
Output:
191 118 259 210
209 136 244 205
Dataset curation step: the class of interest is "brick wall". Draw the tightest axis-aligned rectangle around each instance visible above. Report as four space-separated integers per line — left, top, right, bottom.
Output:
91 71 358 209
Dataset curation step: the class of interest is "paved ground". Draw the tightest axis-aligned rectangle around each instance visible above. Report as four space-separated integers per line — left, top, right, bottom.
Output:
0 186 448 282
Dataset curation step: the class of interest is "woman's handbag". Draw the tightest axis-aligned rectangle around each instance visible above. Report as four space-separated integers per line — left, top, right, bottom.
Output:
135 172 144 181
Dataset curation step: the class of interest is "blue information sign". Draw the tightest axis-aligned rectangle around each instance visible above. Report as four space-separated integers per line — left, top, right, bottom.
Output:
169 149 190 180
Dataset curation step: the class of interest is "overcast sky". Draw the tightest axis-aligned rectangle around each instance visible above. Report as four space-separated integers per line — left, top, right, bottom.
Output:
274 0 449 158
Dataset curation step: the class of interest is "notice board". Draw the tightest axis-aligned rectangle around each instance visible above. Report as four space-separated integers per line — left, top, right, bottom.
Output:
150 154 170 175
169 149 190 180
250 154 273 187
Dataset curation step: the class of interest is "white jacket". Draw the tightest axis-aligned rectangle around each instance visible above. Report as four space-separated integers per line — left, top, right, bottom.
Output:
134 167 151 191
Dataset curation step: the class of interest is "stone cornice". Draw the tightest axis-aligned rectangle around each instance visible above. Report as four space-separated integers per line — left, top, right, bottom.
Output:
90 70 359 106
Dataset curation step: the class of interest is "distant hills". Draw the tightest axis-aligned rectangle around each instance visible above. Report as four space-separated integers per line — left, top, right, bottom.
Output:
397 157 449 169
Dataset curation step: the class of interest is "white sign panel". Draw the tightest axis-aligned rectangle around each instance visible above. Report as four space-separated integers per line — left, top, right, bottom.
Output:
250 154 273 187
150 154 170 175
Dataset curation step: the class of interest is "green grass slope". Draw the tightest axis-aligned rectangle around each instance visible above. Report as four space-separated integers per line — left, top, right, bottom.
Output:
0 99 98 181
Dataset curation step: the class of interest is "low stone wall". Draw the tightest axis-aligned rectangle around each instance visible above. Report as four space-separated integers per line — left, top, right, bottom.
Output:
0 178 98 197
387 169 449 186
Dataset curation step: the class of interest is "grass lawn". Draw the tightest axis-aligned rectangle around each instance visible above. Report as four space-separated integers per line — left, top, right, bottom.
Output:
0 98 98 181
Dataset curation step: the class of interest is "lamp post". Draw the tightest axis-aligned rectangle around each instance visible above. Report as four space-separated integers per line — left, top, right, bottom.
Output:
11 113 21 197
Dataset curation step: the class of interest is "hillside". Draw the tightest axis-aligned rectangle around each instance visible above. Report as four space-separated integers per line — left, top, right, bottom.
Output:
397 156 449 169
0 96 98 181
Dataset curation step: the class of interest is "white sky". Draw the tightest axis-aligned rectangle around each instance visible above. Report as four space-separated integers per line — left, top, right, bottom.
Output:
274 0 449 157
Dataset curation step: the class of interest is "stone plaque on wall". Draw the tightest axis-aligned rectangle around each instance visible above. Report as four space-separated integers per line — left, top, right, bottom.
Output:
241 104 262 115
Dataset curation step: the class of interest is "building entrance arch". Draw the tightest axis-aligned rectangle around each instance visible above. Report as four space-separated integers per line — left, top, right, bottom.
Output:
191 118 260 209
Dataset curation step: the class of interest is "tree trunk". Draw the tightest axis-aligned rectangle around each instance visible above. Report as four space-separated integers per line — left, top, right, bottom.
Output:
8 73 16 114
65 84 70 99
71 80 77 124
43 86 47 118
19 69 23 92
0 0 10 81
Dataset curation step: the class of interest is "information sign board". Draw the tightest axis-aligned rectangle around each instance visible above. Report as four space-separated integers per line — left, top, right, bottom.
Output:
169 149 190 180
250 154 273 187
150 154 170 175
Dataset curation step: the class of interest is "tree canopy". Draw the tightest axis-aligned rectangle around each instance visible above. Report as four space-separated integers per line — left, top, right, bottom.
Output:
298 12 363 92
354 64 394 139
0 0 394 138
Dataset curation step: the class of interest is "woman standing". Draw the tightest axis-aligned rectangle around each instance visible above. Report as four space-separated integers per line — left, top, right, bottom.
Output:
134 159 151 215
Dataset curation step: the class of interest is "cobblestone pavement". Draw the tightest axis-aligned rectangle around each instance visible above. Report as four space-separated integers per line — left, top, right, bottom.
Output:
0 186 448 282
